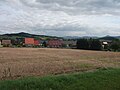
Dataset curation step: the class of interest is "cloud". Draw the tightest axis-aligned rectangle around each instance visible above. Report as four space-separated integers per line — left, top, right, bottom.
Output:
0 0 120 36
21 0 120 15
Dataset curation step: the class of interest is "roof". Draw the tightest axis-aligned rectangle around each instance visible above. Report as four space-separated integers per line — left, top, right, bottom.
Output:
25 38 34 45
103 42 108 45
34 40 40 45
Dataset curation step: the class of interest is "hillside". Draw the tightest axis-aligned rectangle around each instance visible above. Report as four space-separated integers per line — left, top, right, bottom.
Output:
115 36 120 39
0 32 62 40
0 32 120 40
99 35 119 40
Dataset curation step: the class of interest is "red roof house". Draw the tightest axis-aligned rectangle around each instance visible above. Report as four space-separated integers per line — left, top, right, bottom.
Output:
25 38 34 45
34 40 40 45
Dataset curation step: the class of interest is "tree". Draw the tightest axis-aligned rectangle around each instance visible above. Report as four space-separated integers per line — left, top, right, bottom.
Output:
110 40 120 51
77 39 89 50
89 39 102 50
77 39 102 51
42 41 47 47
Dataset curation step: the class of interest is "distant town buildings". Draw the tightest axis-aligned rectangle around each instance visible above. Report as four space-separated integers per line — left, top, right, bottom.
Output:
63 40 77 48
1 40 11 47
34 40 40 46
0 40 1 45
25 38 34 45
0 40 2 47
48 39 63 48
0 37 78 48
100 40 112 50
0 36 118 51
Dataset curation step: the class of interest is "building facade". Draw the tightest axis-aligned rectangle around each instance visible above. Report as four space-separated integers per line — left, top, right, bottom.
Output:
2 40 12 46
0 40 2 47
63 40 77 48
0 40 1 45
34 40 40 46
48 39 63 48
25 38 34 47
100 40 112 50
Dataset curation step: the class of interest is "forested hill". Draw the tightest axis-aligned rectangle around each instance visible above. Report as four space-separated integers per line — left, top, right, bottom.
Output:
0 32 62 40
0 32 119 40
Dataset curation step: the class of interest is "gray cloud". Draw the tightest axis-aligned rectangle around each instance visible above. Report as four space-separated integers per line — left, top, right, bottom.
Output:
0 0 120 36
20 0 120 15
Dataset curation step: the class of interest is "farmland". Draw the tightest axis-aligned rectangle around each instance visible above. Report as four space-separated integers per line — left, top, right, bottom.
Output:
0 48 120 80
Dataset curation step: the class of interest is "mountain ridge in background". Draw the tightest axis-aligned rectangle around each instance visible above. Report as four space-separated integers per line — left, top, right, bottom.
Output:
0 32 62 40
0 32 120 40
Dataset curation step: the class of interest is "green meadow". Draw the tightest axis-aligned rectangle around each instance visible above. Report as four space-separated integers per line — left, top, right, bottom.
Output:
0 68 120 90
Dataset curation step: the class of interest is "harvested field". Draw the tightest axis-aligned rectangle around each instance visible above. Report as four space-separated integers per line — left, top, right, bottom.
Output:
0 48 120 80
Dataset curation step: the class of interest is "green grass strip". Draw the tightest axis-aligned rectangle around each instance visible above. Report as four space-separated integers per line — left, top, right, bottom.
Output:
0 68 120 90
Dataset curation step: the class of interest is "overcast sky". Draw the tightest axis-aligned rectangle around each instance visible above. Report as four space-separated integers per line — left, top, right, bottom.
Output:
0 0 120 36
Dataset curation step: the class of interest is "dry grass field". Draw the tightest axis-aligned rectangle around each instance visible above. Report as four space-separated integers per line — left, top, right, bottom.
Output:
0 48 120 80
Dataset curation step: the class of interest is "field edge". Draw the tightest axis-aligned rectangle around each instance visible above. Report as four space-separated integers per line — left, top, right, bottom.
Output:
0 68 120 90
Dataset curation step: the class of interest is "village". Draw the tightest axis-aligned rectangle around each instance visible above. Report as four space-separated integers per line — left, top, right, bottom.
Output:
0 37 114 50
0 37 77 48
0 32 119 51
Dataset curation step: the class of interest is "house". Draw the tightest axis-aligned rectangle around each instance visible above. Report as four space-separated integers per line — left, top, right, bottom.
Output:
0 40 2 47
63 40 77 48
0 40 1 45
48 39 63 48
100 40 112 44
34 40 40 46
2 40 12 47
102 41 108 46
100 40 112 50
25 38 34 47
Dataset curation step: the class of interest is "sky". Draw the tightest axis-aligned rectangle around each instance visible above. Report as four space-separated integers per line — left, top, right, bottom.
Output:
0 0 120 37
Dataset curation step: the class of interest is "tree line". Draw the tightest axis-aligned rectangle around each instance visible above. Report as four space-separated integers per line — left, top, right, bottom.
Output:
77 39 102 50
77 39 120 51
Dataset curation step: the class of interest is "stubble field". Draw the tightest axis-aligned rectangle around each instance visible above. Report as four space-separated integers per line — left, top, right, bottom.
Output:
0 48 120 80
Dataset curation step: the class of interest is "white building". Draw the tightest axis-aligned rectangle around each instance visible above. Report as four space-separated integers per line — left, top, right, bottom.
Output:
0 40 3 47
